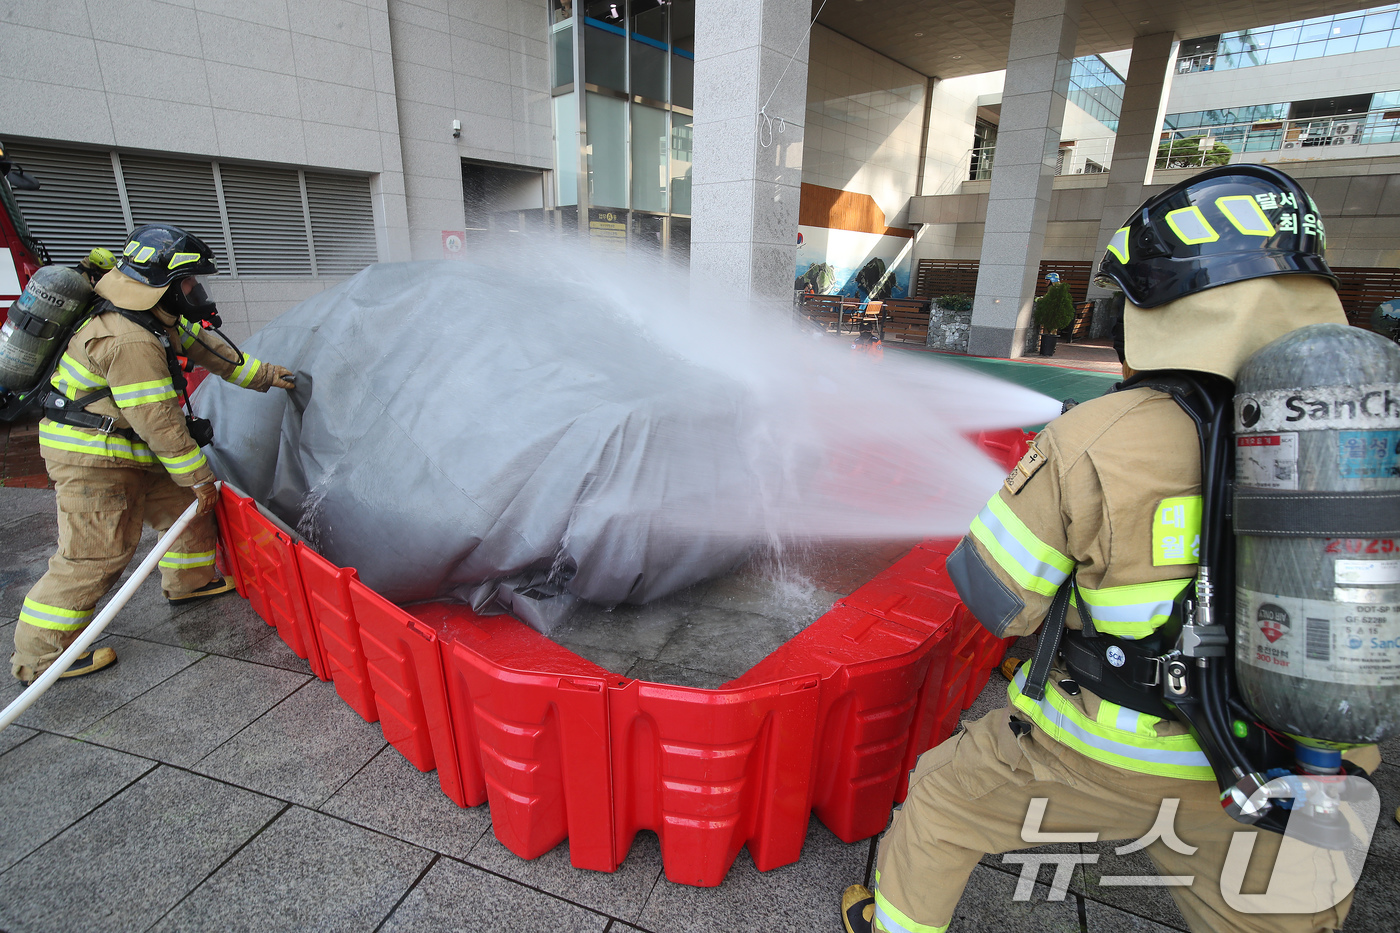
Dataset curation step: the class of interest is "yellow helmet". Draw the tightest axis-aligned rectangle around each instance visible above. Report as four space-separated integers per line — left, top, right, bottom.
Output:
87 247 116 270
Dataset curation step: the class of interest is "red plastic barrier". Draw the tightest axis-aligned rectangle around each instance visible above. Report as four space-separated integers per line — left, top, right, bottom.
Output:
214 484 1013 886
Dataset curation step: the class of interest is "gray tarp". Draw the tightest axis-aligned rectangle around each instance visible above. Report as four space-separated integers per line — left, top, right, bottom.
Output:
195 261 1057 632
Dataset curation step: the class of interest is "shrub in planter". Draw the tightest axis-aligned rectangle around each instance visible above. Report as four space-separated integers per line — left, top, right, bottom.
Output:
934 293 972 313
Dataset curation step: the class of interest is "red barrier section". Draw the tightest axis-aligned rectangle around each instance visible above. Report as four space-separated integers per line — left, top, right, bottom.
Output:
214 430 1026 886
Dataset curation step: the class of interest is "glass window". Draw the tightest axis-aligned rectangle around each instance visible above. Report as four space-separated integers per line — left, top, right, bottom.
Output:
1333 16 1364 37
1294 40 1327 60
1264 43 1297 64
670 0 695 110
551 0 573 25
583 3 626 92
1325 35 1359 55
1363 11 1397 33
1372 89 1400 109
630 0 667 101
1300 22 1331 42
553 93 579 206
1271 26 1301 46
669 113 692 215
1356 29 1391 51
585 92 627 209
553 24 573 87
630 103 667 213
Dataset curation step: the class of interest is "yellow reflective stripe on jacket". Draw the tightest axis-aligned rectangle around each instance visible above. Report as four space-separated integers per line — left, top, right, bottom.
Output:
969 495 1073 596
19 597 94 632
872 872 948 933
50 353 105 397
1071 578 1193 640
39 423 157 464
110 376 177 408
227 356 262 388
1008 665 1214 780
159 448 208 476
159 550 216 569
177 319 204 350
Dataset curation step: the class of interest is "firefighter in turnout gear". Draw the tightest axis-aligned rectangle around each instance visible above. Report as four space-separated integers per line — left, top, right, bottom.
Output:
840 166 1381 933
10 224 294 685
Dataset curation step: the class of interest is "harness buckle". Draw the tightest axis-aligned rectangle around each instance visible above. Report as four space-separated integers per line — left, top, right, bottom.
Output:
97 414 120 434
1139 657 1163 687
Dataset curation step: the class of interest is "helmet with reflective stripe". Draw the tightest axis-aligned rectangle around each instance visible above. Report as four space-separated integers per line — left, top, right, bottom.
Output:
115 223 218 288
1095 164 1336 309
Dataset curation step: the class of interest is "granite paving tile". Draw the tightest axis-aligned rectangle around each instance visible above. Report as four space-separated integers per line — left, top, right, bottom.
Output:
378 855 610 933
0 766 283 933
941 863 1083 933
320 744 491 860
132 586 281 658
194 679 387 807
0 486 54 529
81 654 308 766
0 634 203 736
1362 737 1400 865
467 827 665 923
0 722 35 756
1076 842 1189 930
653 609 796 683
1347 852 1400 933
1084 897 1189 932
0 510 59 623
558 641 640 676
550 599 693 661
149 806 432 933
231 622 316 675
636 818 868 933
0 732 153 871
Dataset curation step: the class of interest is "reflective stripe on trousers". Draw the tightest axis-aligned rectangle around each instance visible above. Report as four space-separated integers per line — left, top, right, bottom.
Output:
19 597 94 632
1007 665 1214 781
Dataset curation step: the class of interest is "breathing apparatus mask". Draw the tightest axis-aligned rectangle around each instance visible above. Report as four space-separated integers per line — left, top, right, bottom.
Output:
165 277 222 328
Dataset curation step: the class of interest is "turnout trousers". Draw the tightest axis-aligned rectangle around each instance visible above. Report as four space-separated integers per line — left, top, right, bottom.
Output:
873 706 1367 933
10 460 219 681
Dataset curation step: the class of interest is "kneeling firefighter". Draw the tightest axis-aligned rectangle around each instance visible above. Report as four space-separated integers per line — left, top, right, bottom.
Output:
10 224 295 684
840 164 1398 933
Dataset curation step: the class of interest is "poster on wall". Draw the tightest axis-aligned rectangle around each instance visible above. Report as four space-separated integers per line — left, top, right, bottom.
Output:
794 226 913 301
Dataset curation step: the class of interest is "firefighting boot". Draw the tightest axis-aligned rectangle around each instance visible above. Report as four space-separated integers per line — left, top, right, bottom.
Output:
12 647 118 686
167 576 237 605
841 884 874 933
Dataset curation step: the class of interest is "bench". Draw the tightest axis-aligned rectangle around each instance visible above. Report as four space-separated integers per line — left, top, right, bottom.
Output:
881 297 931 344
798 294 848 332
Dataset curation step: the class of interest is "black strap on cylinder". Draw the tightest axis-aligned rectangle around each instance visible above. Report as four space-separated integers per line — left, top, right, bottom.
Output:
6 306 63 340
1235 487 1400 537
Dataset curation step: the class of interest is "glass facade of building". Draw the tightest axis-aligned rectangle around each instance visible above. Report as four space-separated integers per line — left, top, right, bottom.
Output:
1178 5 1400 72
1162 88 1400 161
551 0 694 257
1067 55 1125 131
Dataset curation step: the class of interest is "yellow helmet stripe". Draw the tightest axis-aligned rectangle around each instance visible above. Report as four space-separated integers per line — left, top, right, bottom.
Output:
1214 195 1276 236
1164 206 1219 245
169 251 203 269
133 245 157 263
1106 226 1130 263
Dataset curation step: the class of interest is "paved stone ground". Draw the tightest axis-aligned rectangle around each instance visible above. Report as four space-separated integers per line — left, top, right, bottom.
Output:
0 485 1396 933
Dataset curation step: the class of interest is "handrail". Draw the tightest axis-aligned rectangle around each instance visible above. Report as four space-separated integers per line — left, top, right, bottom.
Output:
1159 106 1400 168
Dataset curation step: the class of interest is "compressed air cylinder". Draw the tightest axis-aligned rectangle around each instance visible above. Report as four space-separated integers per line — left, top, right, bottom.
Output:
0 266 91 393
1234 323 1400 744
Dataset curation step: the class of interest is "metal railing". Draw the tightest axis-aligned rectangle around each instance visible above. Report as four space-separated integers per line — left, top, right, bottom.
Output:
1176 52 1217 74
963 137 1116 182
1158 107 1400 169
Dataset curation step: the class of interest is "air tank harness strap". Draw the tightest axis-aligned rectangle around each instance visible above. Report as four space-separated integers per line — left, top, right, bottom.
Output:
1234 487 1400 537
42 386 139 441
4 305 64 341
1019 572 1092 702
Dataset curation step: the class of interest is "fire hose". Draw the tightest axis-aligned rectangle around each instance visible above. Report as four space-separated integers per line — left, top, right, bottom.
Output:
0 492 206 731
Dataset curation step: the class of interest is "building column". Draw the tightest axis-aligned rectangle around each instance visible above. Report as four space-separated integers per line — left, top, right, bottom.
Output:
691 0 810 305
967 0 1081 358
1087 32 1179 301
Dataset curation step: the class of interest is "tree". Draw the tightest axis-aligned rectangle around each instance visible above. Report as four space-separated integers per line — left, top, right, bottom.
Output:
1155 136 1233 170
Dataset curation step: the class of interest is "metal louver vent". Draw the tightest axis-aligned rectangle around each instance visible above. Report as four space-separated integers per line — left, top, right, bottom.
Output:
219 163 312 276
119 154 230 272
305 172 377 275
6 144 128 265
